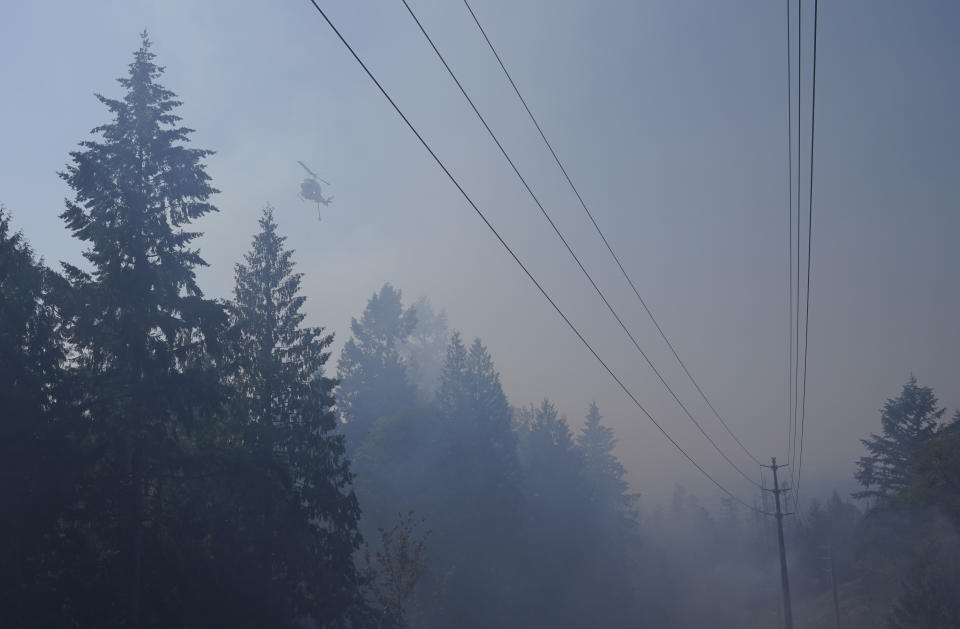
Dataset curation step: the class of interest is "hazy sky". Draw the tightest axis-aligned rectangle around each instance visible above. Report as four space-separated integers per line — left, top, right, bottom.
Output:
2 0 958 508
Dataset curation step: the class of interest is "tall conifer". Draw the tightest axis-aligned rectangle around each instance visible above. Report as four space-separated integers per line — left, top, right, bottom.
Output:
855 376 946 501
337 283 417 446
58 33 225 625
228 206 364 624
578 402 632 516
0 208 78 625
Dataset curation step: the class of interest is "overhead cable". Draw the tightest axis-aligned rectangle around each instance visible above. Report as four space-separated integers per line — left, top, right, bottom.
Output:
401 0 761 489
461 0 764 467
304 0 767 513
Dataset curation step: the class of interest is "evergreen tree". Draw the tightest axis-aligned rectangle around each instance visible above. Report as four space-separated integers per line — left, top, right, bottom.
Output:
226 206 364 625
436 330 468 412
58 33 226 625
519 400 588 533
901 414 960 528
438 334 519 492
516 400 613 629
572 403 644 626
577 402 633 518
524 399 580 479
430 333 522 628
854 376 946 501
0 208 79 626
879 415 960 628
337 283 417 447
887 543 960 629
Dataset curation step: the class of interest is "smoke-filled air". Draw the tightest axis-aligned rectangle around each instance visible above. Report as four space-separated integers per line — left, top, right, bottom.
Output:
2 1 958 627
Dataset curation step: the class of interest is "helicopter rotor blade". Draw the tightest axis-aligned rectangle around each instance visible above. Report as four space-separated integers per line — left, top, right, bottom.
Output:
297 160 331 186
297 160 318 178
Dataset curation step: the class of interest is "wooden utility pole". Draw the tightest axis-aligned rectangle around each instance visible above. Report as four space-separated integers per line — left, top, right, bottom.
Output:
770 457 794 629
828 544 842 629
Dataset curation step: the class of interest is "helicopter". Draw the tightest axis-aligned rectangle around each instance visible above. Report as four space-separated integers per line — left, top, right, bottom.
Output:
297 160 333 220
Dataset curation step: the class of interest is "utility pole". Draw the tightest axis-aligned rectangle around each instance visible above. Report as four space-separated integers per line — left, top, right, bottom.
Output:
828 544 842 629
761 470 784 628
770 457 794 629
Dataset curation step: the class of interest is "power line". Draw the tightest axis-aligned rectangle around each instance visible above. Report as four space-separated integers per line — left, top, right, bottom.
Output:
400 0 761 489
303 0 766 513
786 0 796 469
790 0 803 503
795 0 819 512
461 0 764 468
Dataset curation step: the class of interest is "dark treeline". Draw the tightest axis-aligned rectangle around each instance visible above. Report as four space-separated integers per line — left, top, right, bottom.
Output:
1 35 363 628
340 284 650 628
2 36 959 628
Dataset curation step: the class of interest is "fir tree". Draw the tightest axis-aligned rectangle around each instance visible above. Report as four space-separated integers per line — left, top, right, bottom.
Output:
854 376 946 501
438 334 519 486
520 400 587 515
227 206 364 625
520 400 585 520
437 330 469 412
527 399 578 461
337 283 417 447
0 208 79 626
515 400 598 628
901 414 960 528
887 543 960 629
577 402 632 516
57 33 226 625
431 333 522 628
